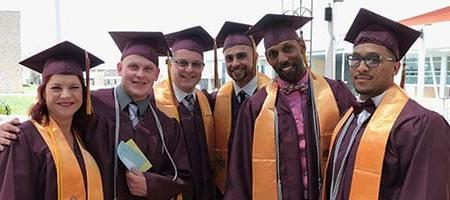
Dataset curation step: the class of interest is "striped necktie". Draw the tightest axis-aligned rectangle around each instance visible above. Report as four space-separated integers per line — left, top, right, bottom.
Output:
183 94 195 113
128 102 139 128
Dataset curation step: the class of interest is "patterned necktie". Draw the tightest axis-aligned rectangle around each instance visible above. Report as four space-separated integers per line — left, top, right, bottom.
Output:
128 102 139 128
237 91 249 103
282 83 309 95
183 94 195 113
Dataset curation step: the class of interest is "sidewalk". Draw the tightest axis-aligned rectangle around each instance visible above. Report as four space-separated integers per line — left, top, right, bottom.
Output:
0 114 28 123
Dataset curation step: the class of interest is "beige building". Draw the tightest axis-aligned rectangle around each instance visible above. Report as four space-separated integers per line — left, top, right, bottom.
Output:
0 11 22 93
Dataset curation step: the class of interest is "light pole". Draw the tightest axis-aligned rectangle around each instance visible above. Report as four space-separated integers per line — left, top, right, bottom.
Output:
325 0 344 79
55 0 62 42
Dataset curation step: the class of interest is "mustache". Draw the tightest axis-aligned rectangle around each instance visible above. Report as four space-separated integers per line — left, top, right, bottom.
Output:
277 60 303 70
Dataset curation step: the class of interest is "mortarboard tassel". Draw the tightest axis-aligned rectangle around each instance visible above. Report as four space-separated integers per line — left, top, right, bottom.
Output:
213 40 220 89
400 59 406 89
299 39 310 69
249 35 258 74
84 51 93 115
166 51 178 103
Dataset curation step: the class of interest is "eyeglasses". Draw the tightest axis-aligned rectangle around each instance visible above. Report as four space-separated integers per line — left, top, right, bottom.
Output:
346 54 396 68
173 59 205 69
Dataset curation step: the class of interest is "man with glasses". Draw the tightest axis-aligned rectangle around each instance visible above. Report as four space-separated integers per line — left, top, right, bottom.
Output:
153 26 216 200
224 14 355 200
322 8 450 200
212 21 270 196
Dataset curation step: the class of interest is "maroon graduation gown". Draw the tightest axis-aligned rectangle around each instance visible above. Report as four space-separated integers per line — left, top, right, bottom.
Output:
0 121 88 200
224 78 354 200
83 88 191 200
325 99 450 200
178 90 215 200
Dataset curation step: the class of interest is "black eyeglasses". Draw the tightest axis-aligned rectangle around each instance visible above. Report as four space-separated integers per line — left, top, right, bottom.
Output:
173 59 205 69
346 54 396 68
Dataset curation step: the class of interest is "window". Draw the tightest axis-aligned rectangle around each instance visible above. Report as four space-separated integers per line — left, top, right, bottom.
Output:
424 56 441 85
405 57 418 84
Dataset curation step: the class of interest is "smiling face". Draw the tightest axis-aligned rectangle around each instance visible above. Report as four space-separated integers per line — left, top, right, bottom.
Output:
117 54 160 102
170 49 204 93
44 74 83 122
265 39 306 83
350 43 400 100
223 45 256 87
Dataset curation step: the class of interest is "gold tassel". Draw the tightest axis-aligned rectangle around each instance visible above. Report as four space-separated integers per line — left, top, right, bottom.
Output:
84 51 93 115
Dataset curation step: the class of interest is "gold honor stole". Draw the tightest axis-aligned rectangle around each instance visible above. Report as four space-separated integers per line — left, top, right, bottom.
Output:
213 73 270 193
32 118 103 200
154 80 215 166
322 85 408 200
252 71 339 199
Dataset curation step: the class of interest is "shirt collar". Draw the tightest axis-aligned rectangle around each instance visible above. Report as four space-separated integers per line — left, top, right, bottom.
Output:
276 70 309 89
233 75 258 96
172 83 197 103
116 84 150 114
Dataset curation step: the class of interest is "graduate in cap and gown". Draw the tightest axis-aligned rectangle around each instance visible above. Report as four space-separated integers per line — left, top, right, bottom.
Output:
211 21 270 195
322 8 450 200
153 26 216 200
83 31 191 199
0 41 104 200
224 14 355 200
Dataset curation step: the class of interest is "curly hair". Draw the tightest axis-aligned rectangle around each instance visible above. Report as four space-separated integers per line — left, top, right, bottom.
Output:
28 74 88 134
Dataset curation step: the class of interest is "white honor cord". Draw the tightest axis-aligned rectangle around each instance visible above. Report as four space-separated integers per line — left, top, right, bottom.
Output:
274 108 283 200
149 103 178 181
113 87 120 200
309 76 322 187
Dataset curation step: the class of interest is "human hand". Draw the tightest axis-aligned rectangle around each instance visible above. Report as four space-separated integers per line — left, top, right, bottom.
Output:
126 168 147 197
0 118 21 151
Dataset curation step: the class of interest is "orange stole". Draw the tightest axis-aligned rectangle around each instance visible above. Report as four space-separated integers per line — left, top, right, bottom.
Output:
32 118 103 200
322 85 408 200
252 72 340 199
310 71 340 174
154 80 215 165
252 80 279 200
213 73 270 193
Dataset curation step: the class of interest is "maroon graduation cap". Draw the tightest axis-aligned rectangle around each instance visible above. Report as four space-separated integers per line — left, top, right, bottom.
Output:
165 26 214 56
215 21 262 50
344 8 421 60
246 14 312 49
109 31 170 66
19 41 103 77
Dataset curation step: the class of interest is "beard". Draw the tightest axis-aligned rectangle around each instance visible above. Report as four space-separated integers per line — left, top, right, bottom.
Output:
275 59 305 83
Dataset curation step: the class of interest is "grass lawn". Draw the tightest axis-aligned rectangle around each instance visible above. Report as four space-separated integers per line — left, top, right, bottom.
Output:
0 85 38 115
0 95 36 115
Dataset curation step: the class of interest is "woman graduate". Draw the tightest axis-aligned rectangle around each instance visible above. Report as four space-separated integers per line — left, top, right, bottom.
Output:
0 41 104 200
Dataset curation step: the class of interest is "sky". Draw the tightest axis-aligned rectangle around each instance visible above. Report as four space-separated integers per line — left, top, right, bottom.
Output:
3 0 450 70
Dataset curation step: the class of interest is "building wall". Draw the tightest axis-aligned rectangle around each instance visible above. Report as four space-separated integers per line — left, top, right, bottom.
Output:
0 11 22 93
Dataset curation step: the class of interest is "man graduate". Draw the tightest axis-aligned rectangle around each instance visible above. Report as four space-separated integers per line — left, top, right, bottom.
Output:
212 21 270 194
153 26 215 200
224 14 355 200
85 31 191 199
322 8 450 200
